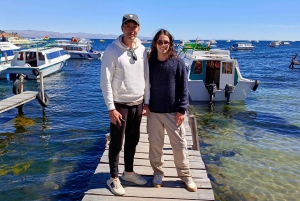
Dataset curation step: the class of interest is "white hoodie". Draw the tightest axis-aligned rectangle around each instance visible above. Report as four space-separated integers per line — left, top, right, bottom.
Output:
100 35 150 111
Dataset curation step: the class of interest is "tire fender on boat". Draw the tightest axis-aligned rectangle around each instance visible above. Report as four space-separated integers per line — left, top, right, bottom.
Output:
32 69 40 77
36 92 50 107
12 79 22 95
252 80 260 91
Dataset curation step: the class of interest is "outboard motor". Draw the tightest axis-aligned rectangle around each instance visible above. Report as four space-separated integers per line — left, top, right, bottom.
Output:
225 84 234 103
207 83 217 103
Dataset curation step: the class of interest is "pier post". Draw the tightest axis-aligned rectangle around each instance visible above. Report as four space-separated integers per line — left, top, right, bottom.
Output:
17 75 25 115
39 72 46 114
189 115 200 151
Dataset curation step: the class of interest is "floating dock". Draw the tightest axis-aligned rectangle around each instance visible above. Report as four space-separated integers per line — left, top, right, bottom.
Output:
82 115 215 201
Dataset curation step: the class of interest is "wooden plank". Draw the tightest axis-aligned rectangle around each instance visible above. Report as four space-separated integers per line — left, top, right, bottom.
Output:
82 194 206 201
138 134 193 145
88 173 212 189
0 91 38 113
105 142 203 156
94 163 208 179
139 125 193 137
99 152 206 169
84 182 214 200
100 151 205 163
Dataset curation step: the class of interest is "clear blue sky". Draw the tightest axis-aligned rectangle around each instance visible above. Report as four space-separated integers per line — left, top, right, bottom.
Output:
2 0 300 41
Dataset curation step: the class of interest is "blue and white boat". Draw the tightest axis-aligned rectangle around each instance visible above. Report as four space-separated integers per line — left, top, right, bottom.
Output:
54 39 103 59
178 44 259 102
0 47 70 79
229 42 255 51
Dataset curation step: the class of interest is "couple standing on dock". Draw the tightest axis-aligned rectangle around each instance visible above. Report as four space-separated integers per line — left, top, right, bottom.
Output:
100 13 196 196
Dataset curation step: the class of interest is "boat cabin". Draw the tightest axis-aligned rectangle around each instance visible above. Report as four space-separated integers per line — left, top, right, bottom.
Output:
182 49 239 89
189 59 238 90
11 47 66 67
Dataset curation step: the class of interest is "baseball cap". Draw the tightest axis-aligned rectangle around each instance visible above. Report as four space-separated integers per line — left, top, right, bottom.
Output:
122 14 139 25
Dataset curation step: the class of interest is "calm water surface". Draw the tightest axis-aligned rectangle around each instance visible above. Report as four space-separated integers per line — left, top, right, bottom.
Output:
0 39 299 201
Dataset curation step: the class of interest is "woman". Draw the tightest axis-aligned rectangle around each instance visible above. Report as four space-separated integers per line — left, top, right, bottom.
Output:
147 29 197 192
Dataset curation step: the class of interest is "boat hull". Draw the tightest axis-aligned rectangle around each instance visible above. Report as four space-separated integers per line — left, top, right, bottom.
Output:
188 80 256 101
0 61 66 80
230 47 255 51
67 51 102 59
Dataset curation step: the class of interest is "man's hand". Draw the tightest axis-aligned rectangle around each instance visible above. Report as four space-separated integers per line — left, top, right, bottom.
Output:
175 112 184 126
109 110 123 126
142 104 150 116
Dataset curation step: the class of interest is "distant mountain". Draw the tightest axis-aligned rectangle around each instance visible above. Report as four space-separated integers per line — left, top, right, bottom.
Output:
4 30 151 40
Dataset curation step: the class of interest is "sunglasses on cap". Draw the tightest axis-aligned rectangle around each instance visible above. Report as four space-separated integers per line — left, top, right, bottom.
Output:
157 40 170 45
129 48 137 61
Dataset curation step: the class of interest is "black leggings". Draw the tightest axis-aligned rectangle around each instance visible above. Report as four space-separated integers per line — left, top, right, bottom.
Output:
109 102 143 178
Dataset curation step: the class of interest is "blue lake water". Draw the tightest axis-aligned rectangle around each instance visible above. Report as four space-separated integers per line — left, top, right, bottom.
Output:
0 39 300 201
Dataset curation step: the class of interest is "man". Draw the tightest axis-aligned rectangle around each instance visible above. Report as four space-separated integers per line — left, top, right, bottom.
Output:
100 13 150 196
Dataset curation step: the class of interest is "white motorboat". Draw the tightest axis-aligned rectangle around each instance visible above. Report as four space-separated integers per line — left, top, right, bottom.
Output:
177 44 259 102
54 38 102 59
209 40 217 44
280 41 290 45
0 41 20 65
141 40 151 44
269 41 280 47
229 42 255 51
178 40 191 45
0 47 70 79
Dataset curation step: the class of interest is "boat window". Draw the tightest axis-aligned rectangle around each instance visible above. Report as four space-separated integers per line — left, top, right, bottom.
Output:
46 51 60 60
38 52 45 60
26 52 36 60
1 50 14 57
206 60 220 68
222 62 233 74
193 60 202 74
17 52 24 60
59 50 65 56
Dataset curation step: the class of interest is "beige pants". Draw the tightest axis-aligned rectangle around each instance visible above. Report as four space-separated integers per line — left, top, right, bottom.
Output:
147 112 192 178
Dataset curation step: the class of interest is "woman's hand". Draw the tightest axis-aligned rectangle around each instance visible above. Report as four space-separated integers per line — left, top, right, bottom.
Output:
142 104 150 116
175 112 184 126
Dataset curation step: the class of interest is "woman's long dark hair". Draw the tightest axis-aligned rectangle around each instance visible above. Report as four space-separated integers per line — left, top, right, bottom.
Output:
149 29 176 60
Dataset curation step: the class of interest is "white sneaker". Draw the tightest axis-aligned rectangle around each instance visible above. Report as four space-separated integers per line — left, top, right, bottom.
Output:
152 174 164 188
106 177 125 196
182 177 197 192
121 171 147 185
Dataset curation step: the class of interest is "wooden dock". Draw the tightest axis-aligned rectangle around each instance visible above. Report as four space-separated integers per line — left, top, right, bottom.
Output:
0 91 38 114
82 115 215 201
